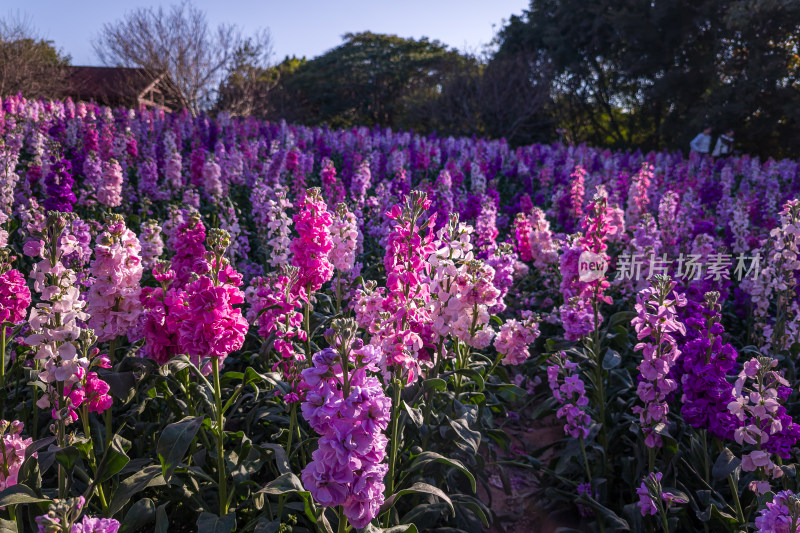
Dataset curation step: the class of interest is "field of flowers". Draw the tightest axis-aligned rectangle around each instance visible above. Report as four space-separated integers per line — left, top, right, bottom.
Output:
0 94 799 533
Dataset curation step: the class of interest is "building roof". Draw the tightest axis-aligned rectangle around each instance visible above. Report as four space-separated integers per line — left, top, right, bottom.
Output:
63 66 176 109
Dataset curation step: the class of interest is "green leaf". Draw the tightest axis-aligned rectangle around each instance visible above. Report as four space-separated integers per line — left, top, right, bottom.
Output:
258 472 306 495
54 446 80 471
260 444 291 474
446 417 481 454
0 518 17 533
254 519 280 533
605 311 637 330
156 416 203 482
0 485 49 506
24 437 56 461
407 452 476 492
402 401 424 427
422 378 447 392
712 448 741 480
449 368 484 391
381 482 454 516
119 498 155 533
107 465 164 517
154 504 169 533
196 512 236 533
602 348 621 369
450 494 490 527
790 342 800 358
258 473 316 523
95 436 130 483
103 371 137 405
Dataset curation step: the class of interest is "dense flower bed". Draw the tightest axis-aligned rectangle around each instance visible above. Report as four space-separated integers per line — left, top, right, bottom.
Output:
0 94 800 532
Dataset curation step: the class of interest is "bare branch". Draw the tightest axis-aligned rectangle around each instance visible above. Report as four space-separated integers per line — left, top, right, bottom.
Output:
92 1 270 114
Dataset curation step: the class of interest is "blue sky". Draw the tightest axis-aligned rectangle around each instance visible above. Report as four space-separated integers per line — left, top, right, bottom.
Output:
9 1 529 65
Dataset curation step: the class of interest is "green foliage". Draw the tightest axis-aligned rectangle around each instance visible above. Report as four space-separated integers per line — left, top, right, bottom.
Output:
497 0 800 156
269 32 471 129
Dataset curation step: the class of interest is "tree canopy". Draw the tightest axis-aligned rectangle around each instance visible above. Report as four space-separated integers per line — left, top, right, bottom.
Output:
496 0 800 156
0 16 70 99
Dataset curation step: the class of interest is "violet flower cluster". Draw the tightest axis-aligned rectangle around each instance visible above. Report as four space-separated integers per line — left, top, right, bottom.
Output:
0 420 34 490
43 155 76 213
300 322 390 529
547 351 591 439
635 471 687 518
494 311 540 365
677 291 740 440
727 355 800 494
755 490 800 533
36 495 120 533
23 213 91 414
329 203 359 273
246 267 306 398
138 219 164 271
631 276 687 448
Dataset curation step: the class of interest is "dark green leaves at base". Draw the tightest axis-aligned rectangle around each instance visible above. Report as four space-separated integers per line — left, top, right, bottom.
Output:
156 415 203 482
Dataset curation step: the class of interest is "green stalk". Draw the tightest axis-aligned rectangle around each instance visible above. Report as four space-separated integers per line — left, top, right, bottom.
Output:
421 343 442 450
591 291 607 453
728 474 745 523
304 288 312 362
0 323 6 388
277 403 299 521
104 337 117 448
57 380 66 499
338 506 348 533
81 407 108 511
658 504 670 533
212 357 229 516
383 377 403 527
579 437 593 483
335 271 342 315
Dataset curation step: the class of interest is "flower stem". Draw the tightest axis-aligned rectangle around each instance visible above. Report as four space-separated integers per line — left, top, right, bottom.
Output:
335 271 342 315
212 357 229 516
338 506 348 533
57 380 66 499
277 402 298 521
384 377 402 527
0 323 6 388
304 292 312 363
579 437 592 483
591 290 609 474
81 407 108 511
728 473 745 524
104 337 117 448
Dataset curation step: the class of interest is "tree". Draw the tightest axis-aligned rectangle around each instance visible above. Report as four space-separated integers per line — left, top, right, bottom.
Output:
0 15 70 99
93 1 271 115
267 32 470 129
496 0 800 155
214 31 278 117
